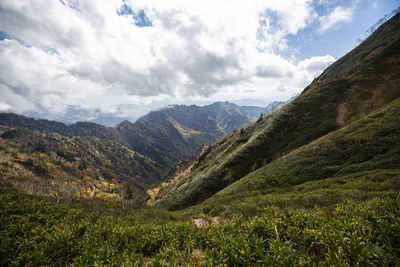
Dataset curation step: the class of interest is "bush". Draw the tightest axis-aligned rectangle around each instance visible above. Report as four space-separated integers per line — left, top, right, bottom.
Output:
1 193 398 266
26 158 49 174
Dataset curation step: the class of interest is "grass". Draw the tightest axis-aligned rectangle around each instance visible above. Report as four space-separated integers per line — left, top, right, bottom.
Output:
192 169 400 217
214 97 400 198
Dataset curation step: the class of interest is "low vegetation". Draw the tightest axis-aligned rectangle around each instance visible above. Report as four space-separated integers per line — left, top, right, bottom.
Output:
1 193 399 266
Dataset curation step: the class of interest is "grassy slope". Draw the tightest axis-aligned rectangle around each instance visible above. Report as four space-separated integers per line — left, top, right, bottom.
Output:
155 13 400 210
1 193 399 266
216 97 400 197
185 97 400 217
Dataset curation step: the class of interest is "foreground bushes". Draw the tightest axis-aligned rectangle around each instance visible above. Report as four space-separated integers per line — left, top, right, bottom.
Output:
1 193 399 266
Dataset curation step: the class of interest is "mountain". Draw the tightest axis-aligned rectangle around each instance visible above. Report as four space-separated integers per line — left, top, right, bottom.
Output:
0 102 263 204
2 12 400 267
152 12 400 210
116 102 264 173
262 96 297 115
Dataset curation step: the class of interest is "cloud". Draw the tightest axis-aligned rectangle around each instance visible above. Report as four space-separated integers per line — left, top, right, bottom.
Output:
318 6 355 33
0 101 11 111
256 55 296 78
0 0 338 120
297 55 336 80
298 55 335 73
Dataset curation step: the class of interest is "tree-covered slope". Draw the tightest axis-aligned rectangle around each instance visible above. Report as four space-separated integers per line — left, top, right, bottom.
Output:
0 102 262 204
154 12 400 210
116 102 263 170
0 102 262 176
0 125 162 206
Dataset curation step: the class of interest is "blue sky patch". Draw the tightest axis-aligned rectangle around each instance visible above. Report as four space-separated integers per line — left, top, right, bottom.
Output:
0 30 59 55
0 31 11 41
133 10 152 27
284 0 399 61
118 3 152 27
58 0 81 12
118 3 134 16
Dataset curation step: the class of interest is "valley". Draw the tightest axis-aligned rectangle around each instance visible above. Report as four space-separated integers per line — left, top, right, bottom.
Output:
0 102 263 205
1 6 400 267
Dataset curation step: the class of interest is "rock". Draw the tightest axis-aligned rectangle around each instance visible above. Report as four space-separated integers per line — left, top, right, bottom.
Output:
193 216 222 229
193 218 210 229
211 216 222 226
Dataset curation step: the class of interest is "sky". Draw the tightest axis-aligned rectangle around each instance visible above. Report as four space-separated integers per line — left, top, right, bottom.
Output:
0 0 399 122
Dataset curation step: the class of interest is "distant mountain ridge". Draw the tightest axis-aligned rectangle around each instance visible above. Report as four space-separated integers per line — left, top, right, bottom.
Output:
0 102 263 203
116 101 263 170
262 96 297 115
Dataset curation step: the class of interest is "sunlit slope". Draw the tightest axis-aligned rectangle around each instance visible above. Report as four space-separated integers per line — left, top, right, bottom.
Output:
213 96 400 199
155 13 400 210
0 125 161 205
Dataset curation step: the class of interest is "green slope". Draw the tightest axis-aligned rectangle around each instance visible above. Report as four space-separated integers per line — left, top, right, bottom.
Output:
217 97 400 197
1 193 399 265
192 97 399 217
155 12 400 210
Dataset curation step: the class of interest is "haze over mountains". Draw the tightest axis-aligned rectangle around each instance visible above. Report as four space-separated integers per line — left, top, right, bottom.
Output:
17 101 267 127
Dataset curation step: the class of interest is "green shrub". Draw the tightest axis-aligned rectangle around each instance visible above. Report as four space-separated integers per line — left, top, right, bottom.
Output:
26 158 49 174
1 193 399 266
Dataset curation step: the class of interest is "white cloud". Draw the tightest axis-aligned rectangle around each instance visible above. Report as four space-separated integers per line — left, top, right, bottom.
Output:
297 55 336 81
0 101 11 111
318 6 355 33
298 55 335 73
0 0 337 120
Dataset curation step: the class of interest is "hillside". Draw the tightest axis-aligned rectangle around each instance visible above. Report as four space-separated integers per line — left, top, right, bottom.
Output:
0 102 262 204
0 125 161 206
116 102 263 171
153 12 400 210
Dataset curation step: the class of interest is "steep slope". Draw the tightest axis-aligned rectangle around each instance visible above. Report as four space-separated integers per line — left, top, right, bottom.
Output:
116 102 263 172
0 102 262 175
154 12 400 210
214 97 400 199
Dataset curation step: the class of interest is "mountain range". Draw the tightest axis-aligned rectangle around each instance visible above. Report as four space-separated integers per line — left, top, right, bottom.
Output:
262 96 297 115
0 102 263 204
150 12 400 210
1 10 400 267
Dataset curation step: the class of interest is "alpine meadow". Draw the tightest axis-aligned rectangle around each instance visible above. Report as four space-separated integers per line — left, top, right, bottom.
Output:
1 1 400 266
